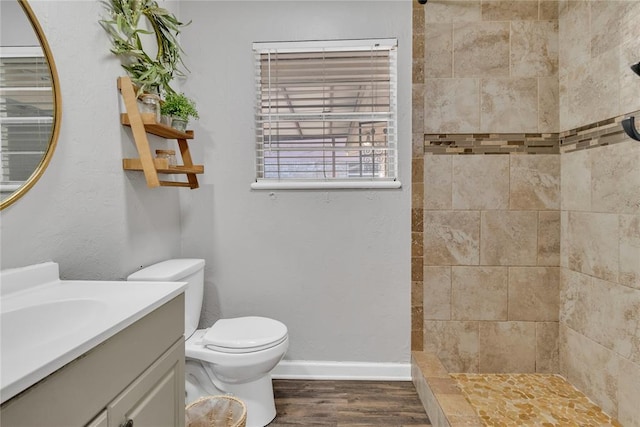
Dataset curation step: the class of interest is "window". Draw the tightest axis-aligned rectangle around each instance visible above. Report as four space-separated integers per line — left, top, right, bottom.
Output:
0 46 53 194
252 39 399 190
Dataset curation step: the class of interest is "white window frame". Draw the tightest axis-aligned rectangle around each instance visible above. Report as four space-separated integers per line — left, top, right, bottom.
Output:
251 39 400 190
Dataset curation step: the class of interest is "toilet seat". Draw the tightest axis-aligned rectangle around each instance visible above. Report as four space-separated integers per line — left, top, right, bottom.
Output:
199 316 288 354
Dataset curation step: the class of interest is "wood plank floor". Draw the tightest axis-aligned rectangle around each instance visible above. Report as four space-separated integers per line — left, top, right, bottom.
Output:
269 380 432 426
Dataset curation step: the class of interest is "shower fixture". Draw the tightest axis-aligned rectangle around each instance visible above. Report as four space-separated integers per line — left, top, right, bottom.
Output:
622 116 640 141
620 63 640 141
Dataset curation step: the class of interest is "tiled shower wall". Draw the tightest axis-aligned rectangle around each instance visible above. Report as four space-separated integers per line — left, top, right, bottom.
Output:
557 1 640 424
411 0 561 371
422 154 560 373
413 0 640 424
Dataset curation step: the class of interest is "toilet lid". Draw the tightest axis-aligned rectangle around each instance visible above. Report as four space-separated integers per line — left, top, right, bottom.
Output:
201 316 288 353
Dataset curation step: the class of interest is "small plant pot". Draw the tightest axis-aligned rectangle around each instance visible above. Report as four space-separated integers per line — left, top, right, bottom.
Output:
160 115 172 126
171 117 188 132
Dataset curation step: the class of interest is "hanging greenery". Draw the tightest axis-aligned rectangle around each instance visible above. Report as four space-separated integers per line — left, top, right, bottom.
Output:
99 0 190 95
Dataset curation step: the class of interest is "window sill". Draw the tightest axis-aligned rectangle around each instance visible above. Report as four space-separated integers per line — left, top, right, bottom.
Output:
251 180 402 190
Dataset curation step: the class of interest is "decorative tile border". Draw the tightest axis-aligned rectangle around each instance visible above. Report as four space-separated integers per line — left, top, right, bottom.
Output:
560 110 640 154
420 111 638 156
424 133 559 155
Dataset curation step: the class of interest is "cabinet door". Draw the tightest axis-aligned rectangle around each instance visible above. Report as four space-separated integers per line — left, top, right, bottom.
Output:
108 340 185 427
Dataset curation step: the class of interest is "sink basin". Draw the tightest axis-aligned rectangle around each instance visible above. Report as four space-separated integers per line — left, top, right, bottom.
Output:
1 299 107 358
0 262 186 403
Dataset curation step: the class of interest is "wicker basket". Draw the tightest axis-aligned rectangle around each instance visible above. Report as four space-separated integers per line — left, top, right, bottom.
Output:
185 395 247 427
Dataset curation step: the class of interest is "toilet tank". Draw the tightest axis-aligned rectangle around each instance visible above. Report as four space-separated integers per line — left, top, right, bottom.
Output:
127 259 205 339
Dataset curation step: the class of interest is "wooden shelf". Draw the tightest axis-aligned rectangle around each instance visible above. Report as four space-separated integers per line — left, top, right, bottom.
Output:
120 114 194 139
123 158 204 174
117 76 202 189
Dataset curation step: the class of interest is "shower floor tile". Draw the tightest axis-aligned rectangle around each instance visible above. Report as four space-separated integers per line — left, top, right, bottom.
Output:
450 373 621 427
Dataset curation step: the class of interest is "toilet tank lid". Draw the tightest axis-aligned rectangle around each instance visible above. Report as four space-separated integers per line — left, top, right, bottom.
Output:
127 259 205 281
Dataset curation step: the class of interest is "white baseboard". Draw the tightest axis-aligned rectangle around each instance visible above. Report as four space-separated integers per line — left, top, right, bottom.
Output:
272 360 411 381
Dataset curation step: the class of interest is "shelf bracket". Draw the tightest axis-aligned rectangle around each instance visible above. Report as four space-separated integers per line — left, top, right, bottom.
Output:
118 77 161 187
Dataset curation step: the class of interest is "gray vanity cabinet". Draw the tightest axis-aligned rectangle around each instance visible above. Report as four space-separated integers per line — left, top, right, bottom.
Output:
107 339 184 427
1 295 185 427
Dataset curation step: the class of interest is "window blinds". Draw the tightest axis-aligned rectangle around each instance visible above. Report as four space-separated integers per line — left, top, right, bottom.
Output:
253 39 398 185
0 47 53 187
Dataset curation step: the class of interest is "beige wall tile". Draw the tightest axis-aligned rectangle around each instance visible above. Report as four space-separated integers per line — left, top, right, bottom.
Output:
424 266 452 320
425 0 481 23
560 210 569 268
452 266 508 321
536 322 559 373
413 183 424 209
481 211 538 266
424 78 480 133
620 214 640 290
481 0 538 21
510 154 560 210
539 0 559 20
621 3 640 115
511 21 558 78
453 22 510 78
558 323 569 378
538 76 559 132
559 267 590 326
424 320 479 373
591 141 640 215
479 322 536 372
561 149 591 211
508 267 559 321
425 23 453 78
561 270 640 365
561 326 619 416
621 1 640 48
413 83 425 133
538 211 560 266
452 155 509 209
558 0 590 71
562 50 619 130
424 211 480 266
590 0 628 58
620 38 640 114
424 155 452 210
480 78 538 133
589 277 640 365
618 357 640 427
566 212 619 282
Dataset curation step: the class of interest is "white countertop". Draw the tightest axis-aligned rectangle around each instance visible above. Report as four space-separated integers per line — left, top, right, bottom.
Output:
0 262 186 403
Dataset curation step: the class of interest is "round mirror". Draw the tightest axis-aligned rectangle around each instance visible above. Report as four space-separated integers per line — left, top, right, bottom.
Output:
0 0 61 210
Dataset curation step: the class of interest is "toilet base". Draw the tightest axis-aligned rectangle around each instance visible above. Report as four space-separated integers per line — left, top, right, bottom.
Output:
186 361 277 427
222 375 276 427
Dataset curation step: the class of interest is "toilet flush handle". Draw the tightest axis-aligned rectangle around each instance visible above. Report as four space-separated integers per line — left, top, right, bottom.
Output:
119 419 134 427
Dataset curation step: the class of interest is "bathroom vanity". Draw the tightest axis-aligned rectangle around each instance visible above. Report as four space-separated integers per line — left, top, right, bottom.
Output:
0 262 187 427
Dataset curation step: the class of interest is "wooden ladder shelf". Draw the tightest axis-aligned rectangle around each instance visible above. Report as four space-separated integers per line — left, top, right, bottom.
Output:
117 76 203 189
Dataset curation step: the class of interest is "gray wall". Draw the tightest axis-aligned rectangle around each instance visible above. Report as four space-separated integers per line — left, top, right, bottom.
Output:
0 0 183 279
179 1 412 363
1 1 412 365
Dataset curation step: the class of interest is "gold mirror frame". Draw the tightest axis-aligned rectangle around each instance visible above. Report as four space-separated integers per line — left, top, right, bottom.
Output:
0 0 62 210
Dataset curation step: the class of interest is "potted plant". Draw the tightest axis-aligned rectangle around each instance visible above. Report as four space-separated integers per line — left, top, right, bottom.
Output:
160 92 199 131
100 0 189 96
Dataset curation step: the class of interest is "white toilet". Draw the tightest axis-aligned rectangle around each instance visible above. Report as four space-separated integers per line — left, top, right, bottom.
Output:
127 259 288 427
